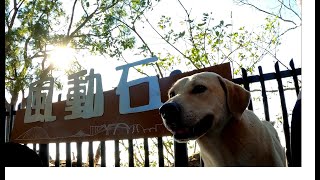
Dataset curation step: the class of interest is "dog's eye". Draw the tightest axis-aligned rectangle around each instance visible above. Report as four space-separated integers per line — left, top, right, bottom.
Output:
169 91 176 98
191 85 207 94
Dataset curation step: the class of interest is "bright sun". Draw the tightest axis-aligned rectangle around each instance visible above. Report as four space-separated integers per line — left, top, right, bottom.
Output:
48 46 75 71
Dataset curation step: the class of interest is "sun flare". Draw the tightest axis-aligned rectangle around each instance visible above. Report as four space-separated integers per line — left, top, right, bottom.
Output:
48 46 75 71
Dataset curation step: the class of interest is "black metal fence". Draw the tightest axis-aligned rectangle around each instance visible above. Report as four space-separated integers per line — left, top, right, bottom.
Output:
3 59 301 167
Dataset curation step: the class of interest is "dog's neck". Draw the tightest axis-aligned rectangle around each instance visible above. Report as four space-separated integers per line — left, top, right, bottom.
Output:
196 114 252 166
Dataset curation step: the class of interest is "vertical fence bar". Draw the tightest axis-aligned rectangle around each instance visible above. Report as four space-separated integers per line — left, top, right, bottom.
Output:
241 68 253 110
5 112 10 142
55 143 60 167
5 112 11 142
88 141 94 167
114 140 120 167
275 62 292 167
258 66 271 122
289 59 300 96
39 144 49 167
76 142 82 167
8 105 15 140
55 94 62 167
143 138 150 167
174 141 188 167
2 109 7 143
100 141 106 167
157 137 164 167
33 143 37 152
66 142 72 167
128 139 134 167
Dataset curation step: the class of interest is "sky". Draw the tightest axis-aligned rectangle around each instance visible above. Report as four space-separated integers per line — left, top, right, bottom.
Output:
7 0 305 166
47 0 302 98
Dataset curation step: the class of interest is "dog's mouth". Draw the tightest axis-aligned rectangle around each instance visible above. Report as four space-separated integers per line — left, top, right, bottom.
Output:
170 114 214 142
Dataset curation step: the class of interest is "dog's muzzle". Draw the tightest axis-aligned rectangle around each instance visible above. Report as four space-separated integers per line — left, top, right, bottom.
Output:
159 102 181 127
159 102 214 142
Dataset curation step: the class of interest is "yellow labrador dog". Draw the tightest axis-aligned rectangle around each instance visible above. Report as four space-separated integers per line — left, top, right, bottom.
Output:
159 72 286 166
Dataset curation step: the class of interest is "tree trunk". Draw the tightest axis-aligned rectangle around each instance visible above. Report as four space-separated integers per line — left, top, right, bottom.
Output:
5 99 11 111
10 93 19 109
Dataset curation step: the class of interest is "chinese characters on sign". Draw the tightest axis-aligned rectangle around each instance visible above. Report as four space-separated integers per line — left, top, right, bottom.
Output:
24 77 56 123
24 57 163 122
116 57 162 114
24 69 104 122
65 69 104 120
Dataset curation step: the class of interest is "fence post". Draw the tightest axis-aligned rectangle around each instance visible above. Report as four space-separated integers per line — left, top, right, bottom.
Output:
100 141 106 167
8 105 15 141
289 59 300 96
76 142 82 167
33 143 37 151
275 62 292 167
66 142 71 167
88 141 94 167
258 66 271 122
157 137 164 167
143 138 150 167
55 94 62 167
39 143 49 167
241 68 253 111
128 139 134 167
114 140 120 167
55 143 60 167
174 141 188 167
3 109 8 143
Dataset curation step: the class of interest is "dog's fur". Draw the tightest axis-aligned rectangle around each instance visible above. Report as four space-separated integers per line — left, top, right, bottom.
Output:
159 72 286 166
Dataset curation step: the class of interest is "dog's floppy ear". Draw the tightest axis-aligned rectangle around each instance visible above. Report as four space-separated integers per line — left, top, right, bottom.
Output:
218 76 251 120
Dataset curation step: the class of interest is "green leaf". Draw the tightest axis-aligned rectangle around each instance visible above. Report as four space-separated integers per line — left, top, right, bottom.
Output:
198 22 206 26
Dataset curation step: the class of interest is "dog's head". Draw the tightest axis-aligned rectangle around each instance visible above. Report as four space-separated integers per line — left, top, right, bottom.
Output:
159 72 250 142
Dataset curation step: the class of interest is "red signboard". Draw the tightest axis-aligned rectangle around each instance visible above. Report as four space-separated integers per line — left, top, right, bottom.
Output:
11 63 231 143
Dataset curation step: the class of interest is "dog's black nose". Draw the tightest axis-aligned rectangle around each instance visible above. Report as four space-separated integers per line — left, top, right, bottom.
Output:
159 102 181 124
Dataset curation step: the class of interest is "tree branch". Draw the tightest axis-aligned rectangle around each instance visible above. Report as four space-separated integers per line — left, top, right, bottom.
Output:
277 0 301 20
251 41 290 70
143 15 200 69
162 137 174 160
80 0 89 17
150 138 173 166
66 7 99 44
220 44 242 64
119 54 150 77
5 75 16 81
133 139 144 166
66 0 120 43
8 0 27 30
278 25 300 38
177 0 205 68
67 0 78 36
114 16 164 78
238 0 297 25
